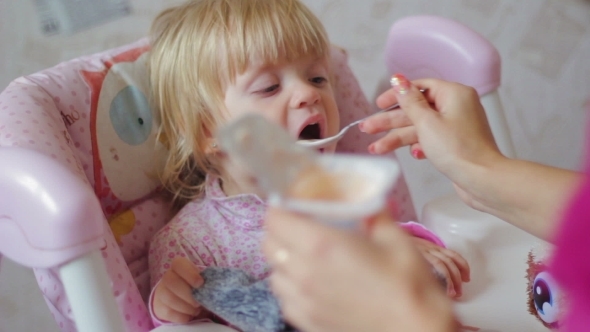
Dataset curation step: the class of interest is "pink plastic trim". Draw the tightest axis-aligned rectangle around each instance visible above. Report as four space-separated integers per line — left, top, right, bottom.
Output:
0 148 105 268
385 15 501 96
399 221 445 248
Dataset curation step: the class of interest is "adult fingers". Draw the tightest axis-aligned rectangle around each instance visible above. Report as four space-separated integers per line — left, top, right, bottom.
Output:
265 208 336 257
263 236 309 276
171 257 203 288
409 142 425 159
359 109 412 135
368 126 418 155
375 77 440 110
266 240 333 332
375 86 399 110
412 78 485 120
270 271 319 332
390 74 436 125
377 77 451 113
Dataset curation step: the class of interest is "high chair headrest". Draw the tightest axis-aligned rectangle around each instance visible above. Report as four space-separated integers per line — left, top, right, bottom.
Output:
385 15 501 96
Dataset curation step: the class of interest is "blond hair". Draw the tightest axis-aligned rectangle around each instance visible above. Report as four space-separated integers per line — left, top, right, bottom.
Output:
149 0 331 206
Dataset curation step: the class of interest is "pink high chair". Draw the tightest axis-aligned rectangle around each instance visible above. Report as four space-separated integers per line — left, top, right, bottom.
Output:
0 37 417 331
0 15 551 332
384 16 552 331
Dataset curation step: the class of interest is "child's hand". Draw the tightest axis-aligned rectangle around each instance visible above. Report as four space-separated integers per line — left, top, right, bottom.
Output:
153 257 205 323
412 238 471 298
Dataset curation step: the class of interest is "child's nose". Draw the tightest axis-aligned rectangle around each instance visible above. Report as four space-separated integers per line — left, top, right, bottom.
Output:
290 83 320 109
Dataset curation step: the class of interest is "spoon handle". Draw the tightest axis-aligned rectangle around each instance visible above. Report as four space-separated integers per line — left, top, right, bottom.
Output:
350 102 400 127
298 88 427 149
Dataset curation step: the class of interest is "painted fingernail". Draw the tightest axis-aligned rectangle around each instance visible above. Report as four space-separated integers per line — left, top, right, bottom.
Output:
358 122 366 132
368 144 377 154
411 148 425 159
390 74 411 95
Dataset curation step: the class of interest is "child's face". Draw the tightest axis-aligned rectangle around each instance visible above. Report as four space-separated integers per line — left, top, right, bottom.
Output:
223 55 340 154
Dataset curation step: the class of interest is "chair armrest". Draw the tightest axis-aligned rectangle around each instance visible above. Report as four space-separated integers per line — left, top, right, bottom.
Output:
385 15 501 96
0 147 105 268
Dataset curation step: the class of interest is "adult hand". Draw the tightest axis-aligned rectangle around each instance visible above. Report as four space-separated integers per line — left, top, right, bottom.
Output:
359 75 579 241
263 207 458 332
360 75 503 183
152 257 205 323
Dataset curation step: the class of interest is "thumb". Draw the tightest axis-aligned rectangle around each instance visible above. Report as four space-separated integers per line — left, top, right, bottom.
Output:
390 74 432 124
367 208 414 249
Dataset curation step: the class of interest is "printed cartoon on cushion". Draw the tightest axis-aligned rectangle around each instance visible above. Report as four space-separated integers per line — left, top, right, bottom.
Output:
81 45 169 241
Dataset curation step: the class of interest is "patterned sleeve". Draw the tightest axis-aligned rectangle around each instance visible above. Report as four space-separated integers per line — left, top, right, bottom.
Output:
147 224 209 327
148 225 207 288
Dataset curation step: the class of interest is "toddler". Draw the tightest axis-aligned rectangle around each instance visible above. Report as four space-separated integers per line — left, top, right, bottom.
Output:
147 0 470 329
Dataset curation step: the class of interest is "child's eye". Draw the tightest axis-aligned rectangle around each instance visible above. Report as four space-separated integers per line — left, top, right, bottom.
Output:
310 76 328 85
258 84 280 94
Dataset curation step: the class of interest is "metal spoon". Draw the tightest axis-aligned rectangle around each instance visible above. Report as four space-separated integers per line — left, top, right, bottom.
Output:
298 89 426 149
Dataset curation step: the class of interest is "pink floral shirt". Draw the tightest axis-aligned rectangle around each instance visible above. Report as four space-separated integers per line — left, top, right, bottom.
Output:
148 175 444 326
149 176 270 288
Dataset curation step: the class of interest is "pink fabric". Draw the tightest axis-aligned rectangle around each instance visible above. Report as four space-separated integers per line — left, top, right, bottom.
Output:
550 176 590 332
148 177 269 287
549 108 590 332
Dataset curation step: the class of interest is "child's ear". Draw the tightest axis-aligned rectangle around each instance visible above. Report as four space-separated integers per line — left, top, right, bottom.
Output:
201 123 220 155
203 138 219 154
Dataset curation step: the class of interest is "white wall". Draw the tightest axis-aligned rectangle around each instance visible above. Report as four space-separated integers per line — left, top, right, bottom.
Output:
1 0 589 331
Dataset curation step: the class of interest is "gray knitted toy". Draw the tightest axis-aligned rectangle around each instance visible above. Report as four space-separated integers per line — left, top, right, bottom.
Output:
193 267 446 332
192 267 296 332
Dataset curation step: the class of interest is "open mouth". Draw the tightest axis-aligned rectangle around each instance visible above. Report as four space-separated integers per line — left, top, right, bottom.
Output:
298 123 325 153
298 123 322 141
